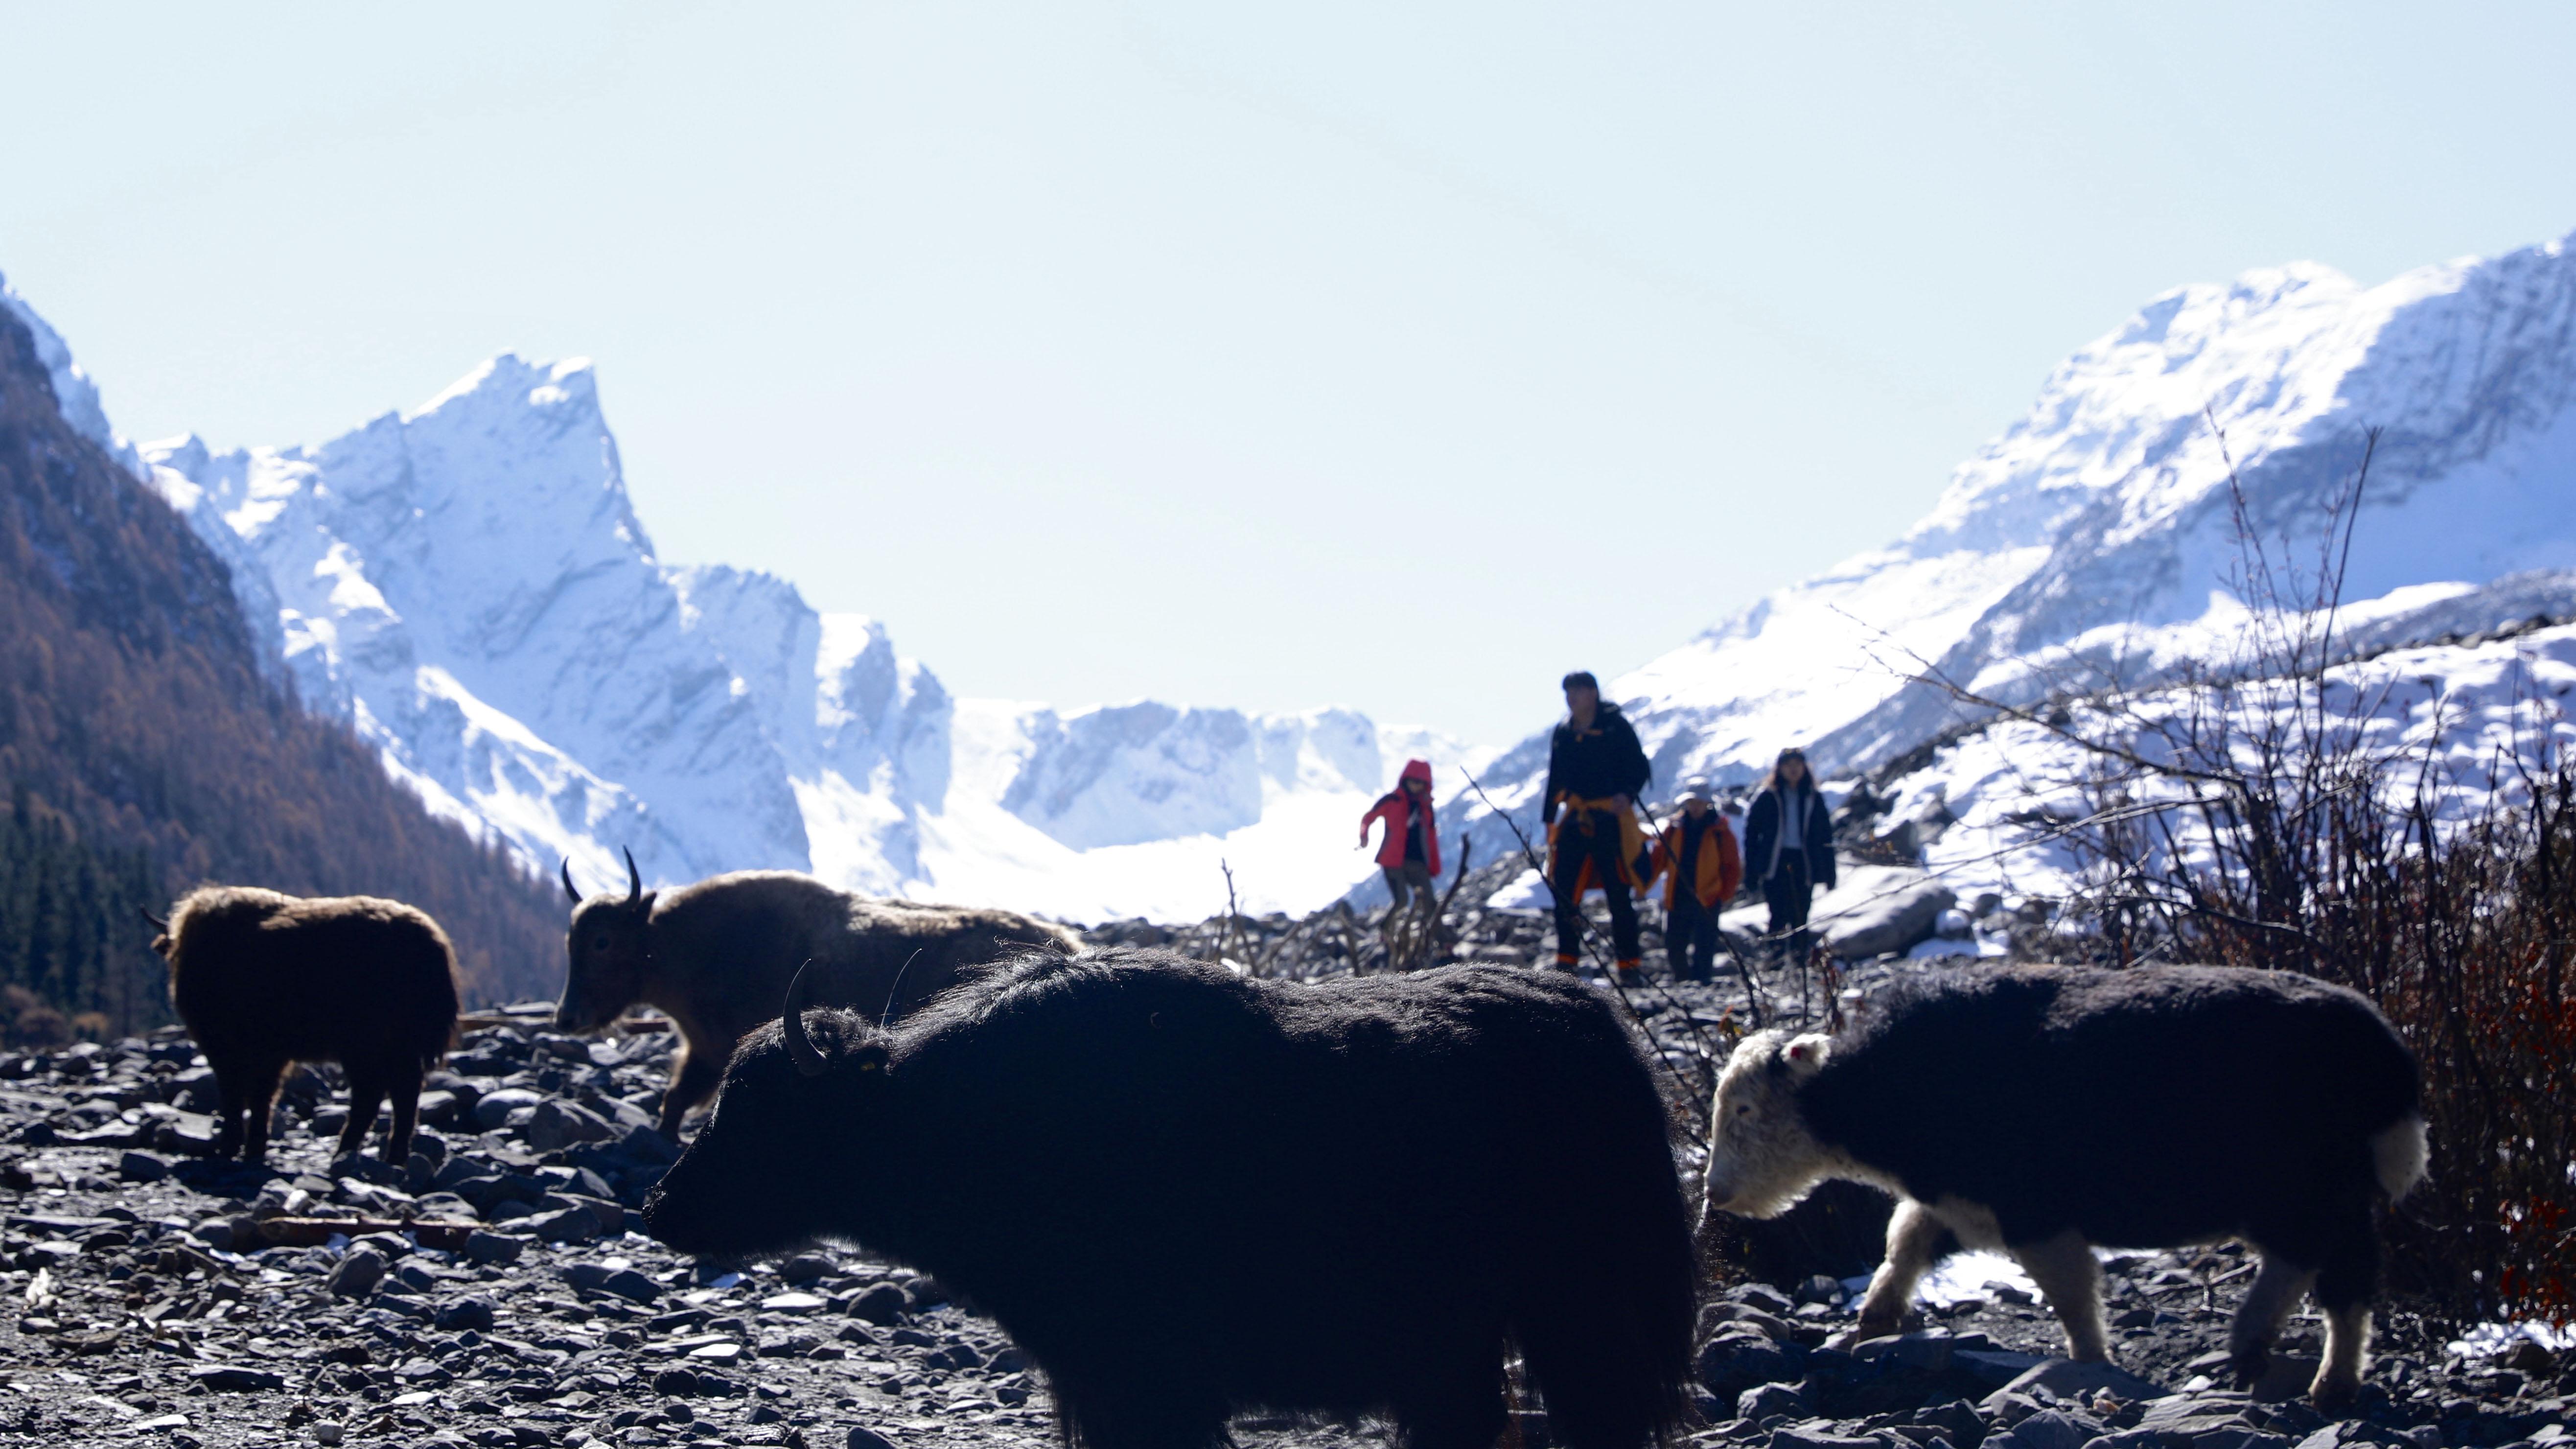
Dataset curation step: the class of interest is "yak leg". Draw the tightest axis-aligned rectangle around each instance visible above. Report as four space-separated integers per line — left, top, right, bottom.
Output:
338 1067 386 1161
2227 1253 2317 1390
2012 1231 2108 1362
2308 1209 2381 1414
1848 1198 1945 1343
236 1056 289 1164
384 1071 423 1166
658 1044 724 1138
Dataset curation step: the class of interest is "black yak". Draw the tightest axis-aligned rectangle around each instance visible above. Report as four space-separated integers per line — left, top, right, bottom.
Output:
1699 963 2425 1412
555 852 1077 1135
145 886 459 1165
646 948 1695 1449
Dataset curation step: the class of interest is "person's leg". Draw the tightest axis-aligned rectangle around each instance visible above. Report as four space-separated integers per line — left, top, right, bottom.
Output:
1550 828 1588 966
1779 864 1815 960
1590 825 1641 967
1689 904 1720 983
1665 893 1698 980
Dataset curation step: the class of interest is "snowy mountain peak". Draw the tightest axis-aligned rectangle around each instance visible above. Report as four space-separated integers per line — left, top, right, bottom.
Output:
0 269 144 480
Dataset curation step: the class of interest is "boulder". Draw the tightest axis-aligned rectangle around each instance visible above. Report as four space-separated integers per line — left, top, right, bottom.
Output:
1698 1328 1808 1403
325 1246 386 1299
520 1098 612 1153
1823 873 1957 959
472 1087 545 1131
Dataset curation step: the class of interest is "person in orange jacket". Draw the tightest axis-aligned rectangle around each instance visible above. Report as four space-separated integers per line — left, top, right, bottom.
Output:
1359 759 1442 932
1647 778 1742 983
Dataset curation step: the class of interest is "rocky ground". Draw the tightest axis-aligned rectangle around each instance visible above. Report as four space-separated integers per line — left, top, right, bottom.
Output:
0 928 2566 1449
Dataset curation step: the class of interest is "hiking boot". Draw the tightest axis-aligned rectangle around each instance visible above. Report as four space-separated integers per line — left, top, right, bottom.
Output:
1614 958 1644 985
1553 953 1580 971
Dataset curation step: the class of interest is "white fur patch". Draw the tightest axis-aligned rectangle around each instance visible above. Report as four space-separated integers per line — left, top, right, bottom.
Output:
2373 1113 2429 1202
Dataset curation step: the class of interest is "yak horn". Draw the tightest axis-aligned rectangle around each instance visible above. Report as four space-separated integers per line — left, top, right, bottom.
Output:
137 906 170 934
623 846 643 905
560 859 582 905
782 960 829 1078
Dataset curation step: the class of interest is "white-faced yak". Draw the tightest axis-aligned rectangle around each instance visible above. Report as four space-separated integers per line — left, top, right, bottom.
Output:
646 947 1696 1449
1700 963 2424 1412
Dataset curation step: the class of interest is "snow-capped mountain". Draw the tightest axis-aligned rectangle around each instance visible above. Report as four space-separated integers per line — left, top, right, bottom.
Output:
110 352 1484 922
1450 228 2576 865
14 226 2573 926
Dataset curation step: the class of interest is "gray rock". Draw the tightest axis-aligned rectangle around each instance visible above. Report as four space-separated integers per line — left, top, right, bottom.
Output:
1738 1381 1811 1421
1729 1283 1796 1315
461 1230 525 1266
1822 872 1957 958
779 1253 835 1285
520 1098 613 1152
847 1283 908 1324
325 1246 386 1299
472 1087 545 1131
527 1205 602 1244
1768 1428 1879 1449
1956 1347 2051 1388
847 1430 898 1449
189 1365 285 1392
1988 1357 2170 1409
1700 1328 1808 1402
433 1297 496 1332
1856 1331 1958 1372
116 1150 169 1183
1984 1408 2096 1449
600 1267 661 1304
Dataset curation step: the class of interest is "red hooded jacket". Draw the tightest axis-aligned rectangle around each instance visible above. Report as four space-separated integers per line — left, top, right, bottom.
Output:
1361 759 1442 875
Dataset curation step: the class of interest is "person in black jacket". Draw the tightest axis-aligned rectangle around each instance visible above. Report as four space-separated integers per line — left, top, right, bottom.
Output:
1740 747 1836 961
1540 671 1652 977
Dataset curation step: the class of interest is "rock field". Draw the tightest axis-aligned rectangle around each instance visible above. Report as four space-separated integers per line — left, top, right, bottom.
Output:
0 943 2567 1449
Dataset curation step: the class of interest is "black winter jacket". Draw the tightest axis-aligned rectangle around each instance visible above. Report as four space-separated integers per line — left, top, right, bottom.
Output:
1541 703 1651 824
1743 783 1837 889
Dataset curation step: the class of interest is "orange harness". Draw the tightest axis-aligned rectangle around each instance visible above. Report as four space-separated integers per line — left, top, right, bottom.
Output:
1547 794 1648 896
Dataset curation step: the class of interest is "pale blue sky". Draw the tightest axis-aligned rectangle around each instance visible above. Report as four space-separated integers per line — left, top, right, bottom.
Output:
5 3 2572 744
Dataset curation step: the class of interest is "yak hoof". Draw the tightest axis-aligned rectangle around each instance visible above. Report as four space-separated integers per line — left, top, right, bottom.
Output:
2229 1347 2270 1392
1834 1315 1902 1349
2309 1369 2362 1418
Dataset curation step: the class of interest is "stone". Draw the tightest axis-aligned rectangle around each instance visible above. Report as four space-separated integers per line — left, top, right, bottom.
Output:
435 1297 497 1332
528 1205 603 1244
1855 1331 1958 1373
1983 1409 2097 1449
847 1283 908 1324
1700 1328 1808 1402
116 1150 170 1183
778 1253 835 1285
326 1246 387 1299
1767 1429 1879 1449
462 1230 525 1265
521 1099 613 1153
1738 1381 1810 1421
1955 1348 2050 1388
190 1364 287 1392
473 1088 546 1131
1989 1358 2171 1409
1823 871 1958 958
651 1368 700 1397
600 1267 661 1304
846 1430 898 1449
760 1291 827 1314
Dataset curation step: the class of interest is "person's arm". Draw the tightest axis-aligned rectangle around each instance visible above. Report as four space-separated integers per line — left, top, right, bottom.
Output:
1808 798 1837 888
1715 820 1744 902
1359 796 1389 848
1611 714 1651 800
1540 732 1563 825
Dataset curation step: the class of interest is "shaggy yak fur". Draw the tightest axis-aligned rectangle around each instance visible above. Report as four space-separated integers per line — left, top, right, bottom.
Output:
646 948 1695 1449
147 886 459 1164
556 856 1079 1135
1701 963 2424 1413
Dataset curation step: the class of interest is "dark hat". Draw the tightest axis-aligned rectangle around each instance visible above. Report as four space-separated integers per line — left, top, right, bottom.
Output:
1561 670 1600 692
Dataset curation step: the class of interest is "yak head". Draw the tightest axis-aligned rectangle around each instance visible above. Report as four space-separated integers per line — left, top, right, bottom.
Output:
138 907 173 962
1698 1028 1836 1227
645 963 893 1258
556 849 655 1033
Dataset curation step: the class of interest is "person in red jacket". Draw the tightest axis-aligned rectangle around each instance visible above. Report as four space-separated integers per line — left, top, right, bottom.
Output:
1359 759 1442 935
1647 778 1743 983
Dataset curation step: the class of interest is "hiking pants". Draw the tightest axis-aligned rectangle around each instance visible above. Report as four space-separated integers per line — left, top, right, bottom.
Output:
1667 891 1720 982
1551 807 1642 963
1765 860 1815 961
1381 861 1436 914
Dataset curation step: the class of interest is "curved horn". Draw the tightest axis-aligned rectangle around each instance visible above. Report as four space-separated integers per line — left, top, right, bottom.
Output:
560 859 582 905
136 906 170 934
623 846 643 905
782 960 828 1078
